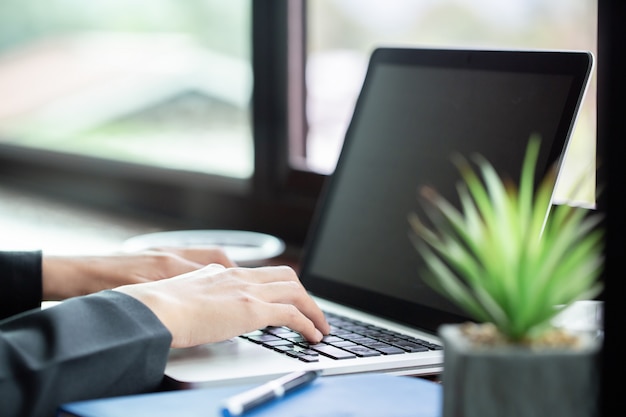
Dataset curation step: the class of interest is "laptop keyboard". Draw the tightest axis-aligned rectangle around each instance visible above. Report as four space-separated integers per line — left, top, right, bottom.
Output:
240 312 442 363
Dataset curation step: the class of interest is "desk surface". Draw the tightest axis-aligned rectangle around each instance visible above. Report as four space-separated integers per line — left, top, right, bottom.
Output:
0 184 163 254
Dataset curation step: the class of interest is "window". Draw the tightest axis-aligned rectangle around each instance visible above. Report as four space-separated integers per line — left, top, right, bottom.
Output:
302 0 598 206
0 0 252 179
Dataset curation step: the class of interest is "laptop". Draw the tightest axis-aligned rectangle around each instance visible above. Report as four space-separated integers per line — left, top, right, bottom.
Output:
165 47 593 386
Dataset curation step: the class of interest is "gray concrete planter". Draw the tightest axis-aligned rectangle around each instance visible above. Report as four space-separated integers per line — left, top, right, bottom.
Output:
439 324 601 417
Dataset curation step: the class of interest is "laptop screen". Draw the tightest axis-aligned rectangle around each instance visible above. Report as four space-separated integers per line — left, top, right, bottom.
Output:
300 48 593 333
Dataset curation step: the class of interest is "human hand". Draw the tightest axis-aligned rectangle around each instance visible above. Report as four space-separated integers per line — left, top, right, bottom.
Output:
114 264 331 347
42 247 236 300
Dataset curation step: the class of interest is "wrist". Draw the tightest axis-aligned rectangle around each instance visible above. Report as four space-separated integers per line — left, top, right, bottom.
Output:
114 283 181 344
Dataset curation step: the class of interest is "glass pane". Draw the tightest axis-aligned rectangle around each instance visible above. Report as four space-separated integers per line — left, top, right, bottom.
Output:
307 0 597 205
0 0 253 179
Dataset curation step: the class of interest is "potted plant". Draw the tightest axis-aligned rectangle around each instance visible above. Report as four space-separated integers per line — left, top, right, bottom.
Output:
409 135 604 417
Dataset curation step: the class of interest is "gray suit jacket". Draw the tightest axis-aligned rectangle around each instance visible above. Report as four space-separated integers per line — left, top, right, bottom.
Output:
0 251 172 417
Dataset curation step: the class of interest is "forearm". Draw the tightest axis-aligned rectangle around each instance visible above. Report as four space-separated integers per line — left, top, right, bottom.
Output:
0 291 172 417
40 249 234 301
41 255 109 300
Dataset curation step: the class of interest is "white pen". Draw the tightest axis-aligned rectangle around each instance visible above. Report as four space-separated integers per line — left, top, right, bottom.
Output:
220 370 321 417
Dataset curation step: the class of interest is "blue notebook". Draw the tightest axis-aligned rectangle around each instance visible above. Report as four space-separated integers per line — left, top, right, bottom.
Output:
57 373 441 417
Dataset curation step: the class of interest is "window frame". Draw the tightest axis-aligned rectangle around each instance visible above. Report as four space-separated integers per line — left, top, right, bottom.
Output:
0 0 324 246
252 0 325 197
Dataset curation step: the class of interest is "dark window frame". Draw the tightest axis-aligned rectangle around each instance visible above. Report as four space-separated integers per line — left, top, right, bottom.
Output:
0 0 324 246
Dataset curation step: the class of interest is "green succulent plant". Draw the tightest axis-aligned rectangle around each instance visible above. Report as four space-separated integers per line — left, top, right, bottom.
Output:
409 135 604 343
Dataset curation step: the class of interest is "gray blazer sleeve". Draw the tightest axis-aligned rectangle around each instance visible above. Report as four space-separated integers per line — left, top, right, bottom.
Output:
0 291 173 417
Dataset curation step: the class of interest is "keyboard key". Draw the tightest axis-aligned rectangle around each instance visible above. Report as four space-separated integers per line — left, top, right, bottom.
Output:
310 344 357 359
242 329 263 337
364 341 403 352
332 340 358 348
283 350 302 358
273 345 294 353
298 355 320 363
350 337 378 346
342 345 381 357
390 341 429 352
373 346 406 355
262 339 293 347
247 334 282 343
321 335 344 344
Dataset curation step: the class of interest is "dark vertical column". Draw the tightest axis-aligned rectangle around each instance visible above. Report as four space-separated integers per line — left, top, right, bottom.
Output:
596 0 626 415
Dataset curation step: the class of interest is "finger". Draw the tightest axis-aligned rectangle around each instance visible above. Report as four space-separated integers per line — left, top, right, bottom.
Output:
246 267 330 334
152 246 238 268
259 302 324 343
179 247 237 267
201 263 227 274
237 265 302 284
251 281 329 334
169 263 227 281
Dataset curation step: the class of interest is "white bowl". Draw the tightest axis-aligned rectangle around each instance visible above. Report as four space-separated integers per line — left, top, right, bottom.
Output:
122 230 286 266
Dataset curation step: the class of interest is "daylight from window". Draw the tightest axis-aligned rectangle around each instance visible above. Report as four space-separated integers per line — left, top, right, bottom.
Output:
306 0 597 205
0 1 252 178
